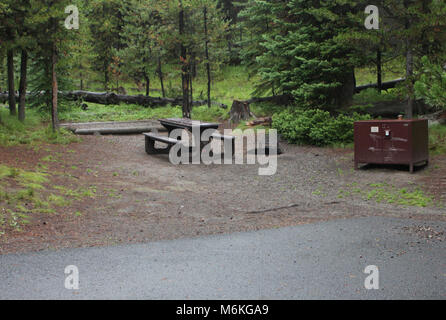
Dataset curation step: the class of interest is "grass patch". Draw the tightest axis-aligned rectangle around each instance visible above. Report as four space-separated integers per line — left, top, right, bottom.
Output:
355 59 405 86
364 185 434 207
0 164 96 234
0 109 80 147
314 180 438 208
362 182 435 207
48 194 71 207
57 102 231 123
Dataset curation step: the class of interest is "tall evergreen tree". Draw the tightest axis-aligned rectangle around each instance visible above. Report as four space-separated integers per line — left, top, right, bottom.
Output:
87 0 127 91
244 0 363 108
28 0 74 130
380 0 446 117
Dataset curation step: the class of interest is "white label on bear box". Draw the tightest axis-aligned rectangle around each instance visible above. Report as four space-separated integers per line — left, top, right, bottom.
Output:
371 126 379 133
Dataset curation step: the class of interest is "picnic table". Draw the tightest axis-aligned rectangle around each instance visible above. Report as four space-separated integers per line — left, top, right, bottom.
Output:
143 118 235 156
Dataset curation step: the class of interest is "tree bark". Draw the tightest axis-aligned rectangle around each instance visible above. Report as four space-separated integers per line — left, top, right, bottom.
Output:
51 44 59 131
405 45 414 119
18 49 28 122
229 100 253 124
377 48 382 92
7 49 16 116
204 7 211 108
355 78 405 93
179 2 191 119
0 91 228 109
144 74 150 97
104 61 109 92
189 72 193 106
336 69 355 108
404 0 414 119
157 56 165 98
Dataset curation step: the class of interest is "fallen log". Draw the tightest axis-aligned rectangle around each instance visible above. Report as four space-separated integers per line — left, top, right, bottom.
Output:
0 91 227 109
419 110 446 126
355 78 406 93
61 91 180 107
246 117 272 127
73 126 164 135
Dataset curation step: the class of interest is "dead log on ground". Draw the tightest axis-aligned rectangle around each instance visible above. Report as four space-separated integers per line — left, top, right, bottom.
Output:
355 78 406 93
0 91 227 109
419 110 446 126
246 117 272 127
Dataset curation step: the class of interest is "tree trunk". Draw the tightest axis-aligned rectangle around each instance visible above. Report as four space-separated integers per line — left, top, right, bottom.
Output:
157 56 165 98
144 74 150 97
229 100 253 124
18 49 27 122
51 45 59 131
404 1 414 119
189 72 193 106
204 7 211 108
405 46 414 119
104 61 109 92
179 3 191 119
7 49 16 116
377 48 382 92
336 69 355 108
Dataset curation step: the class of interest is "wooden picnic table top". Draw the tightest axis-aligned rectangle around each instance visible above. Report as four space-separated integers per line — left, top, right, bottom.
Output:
159 118 220 131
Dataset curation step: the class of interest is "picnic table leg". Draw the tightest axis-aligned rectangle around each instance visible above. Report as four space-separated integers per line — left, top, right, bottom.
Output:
145 135 157 154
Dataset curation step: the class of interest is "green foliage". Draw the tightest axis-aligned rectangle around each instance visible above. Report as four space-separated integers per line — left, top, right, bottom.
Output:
240 0 362 107
364 183 434 208
0 163 97 233
86 0 126 89
429 124 446 155
272 108 371 146
355 59 406 86
192 105 229 122
250 102 285 118
0 109 79 146
56 102 229 123
415 56 446 109
353 88 400 105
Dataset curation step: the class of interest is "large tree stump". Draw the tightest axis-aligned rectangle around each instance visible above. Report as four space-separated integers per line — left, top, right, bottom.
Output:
229 100 253 124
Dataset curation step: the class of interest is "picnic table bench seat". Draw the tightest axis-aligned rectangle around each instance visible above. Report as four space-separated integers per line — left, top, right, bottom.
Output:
144 132 182 154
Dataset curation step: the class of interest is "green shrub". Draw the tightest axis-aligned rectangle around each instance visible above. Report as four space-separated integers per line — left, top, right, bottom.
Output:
250 102 286 118
272 108 372 146
353 88 400 105
414 56 446 109
429 124 446 155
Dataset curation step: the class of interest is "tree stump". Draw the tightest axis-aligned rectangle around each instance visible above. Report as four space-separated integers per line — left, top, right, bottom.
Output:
229 100 253 124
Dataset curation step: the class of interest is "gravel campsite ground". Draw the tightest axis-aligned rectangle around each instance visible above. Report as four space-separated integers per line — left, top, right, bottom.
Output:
0 131 445 255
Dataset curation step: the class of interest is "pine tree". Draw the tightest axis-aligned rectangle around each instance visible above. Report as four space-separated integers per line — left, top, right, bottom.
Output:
245 0 363 108
0 0 17 116
28 0 75 131
379 0 446 117
86 0 127 91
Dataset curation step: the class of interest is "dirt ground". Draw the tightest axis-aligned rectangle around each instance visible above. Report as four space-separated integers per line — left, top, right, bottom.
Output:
1 132 445 255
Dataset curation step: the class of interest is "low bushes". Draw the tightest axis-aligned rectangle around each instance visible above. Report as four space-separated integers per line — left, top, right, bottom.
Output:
272 108 372 146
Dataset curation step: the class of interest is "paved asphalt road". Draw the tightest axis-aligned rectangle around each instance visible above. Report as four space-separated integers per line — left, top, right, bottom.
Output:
0 217 445 299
